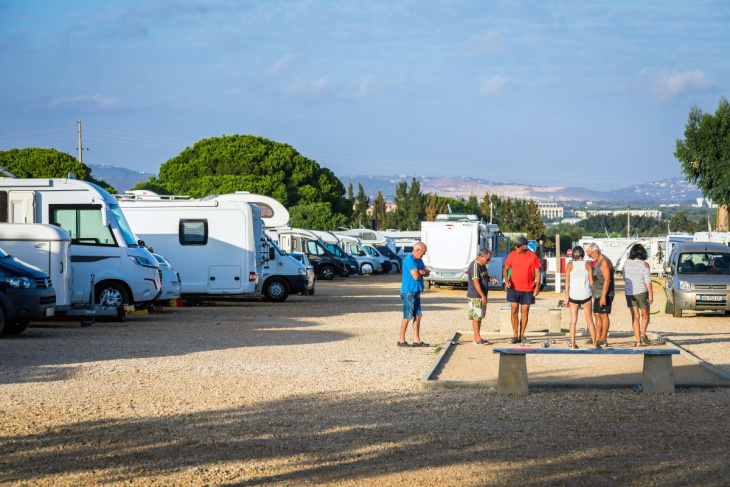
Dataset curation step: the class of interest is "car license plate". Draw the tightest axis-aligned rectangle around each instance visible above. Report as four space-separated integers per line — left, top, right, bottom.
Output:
45 307 55 317
699 295 723 301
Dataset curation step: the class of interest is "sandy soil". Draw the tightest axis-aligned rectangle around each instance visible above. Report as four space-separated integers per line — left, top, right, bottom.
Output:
0 274 728 486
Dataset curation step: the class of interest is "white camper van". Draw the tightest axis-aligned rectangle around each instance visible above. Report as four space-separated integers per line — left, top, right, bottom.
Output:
0 179 161 307
118 197 261 298
421 214 508 288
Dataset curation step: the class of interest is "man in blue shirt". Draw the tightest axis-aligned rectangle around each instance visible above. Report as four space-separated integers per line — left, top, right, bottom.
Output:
398 242 430 347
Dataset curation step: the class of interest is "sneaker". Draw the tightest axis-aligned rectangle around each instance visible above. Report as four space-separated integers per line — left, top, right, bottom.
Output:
510 337 519 344
641 334 651 345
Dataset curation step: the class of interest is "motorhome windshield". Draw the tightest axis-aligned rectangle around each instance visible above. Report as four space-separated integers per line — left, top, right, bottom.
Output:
678 253 730 275
109 204 139 247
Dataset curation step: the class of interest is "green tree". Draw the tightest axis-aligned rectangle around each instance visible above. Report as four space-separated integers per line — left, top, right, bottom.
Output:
424 194 447 221
373 191 388 230
134 134 351 218
288 203 349 230
675 97 730 230
525 199 545 241
389 180 409 230
351 183 370 228
0 148 114 192
466 194 480 217
403 176 424 230
668 210 697 233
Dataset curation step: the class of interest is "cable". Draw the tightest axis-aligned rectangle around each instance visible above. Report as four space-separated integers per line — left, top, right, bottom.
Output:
650 279 666 315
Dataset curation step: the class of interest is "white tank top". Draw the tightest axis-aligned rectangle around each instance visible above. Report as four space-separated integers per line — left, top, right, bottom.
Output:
569 261 592 300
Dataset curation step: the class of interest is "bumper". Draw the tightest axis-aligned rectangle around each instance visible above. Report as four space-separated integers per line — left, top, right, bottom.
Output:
285 275 310 295
3 288 56 322
426 269 468 284
673 290 730 312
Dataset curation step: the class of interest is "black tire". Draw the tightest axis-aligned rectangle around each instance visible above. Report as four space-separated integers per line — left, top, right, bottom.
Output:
665 296 674 315
3 319 30 335
0 306 5 334
263 278 289 302
308 285 315 296
319 266 336 281
95 281 130 308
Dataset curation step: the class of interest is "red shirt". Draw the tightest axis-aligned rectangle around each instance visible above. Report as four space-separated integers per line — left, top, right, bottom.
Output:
504 250 542 292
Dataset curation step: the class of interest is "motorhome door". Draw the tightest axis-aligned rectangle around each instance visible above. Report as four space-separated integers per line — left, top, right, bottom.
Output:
8 191 35 223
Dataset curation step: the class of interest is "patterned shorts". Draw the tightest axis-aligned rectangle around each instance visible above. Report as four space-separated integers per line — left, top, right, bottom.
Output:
468 298 486 321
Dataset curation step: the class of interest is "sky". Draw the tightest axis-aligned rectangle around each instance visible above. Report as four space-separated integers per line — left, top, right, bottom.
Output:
0 1 728 190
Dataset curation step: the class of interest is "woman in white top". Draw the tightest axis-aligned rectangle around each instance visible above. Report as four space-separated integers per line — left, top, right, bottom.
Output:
564 246 599 349
622 243 653 347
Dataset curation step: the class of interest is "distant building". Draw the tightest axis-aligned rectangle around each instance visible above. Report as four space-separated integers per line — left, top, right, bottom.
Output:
613 209 663 219
537 202 564 219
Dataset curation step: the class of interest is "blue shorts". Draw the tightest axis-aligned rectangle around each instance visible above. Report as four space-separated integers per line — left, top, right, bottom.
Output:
507 288 535 305
400 292 422 319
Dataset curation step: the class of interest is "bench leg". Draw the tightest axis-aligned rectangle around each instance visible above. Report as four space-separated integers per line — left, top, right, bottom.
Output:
642 355 675 393
549 309 562 334
496 354 528 394
500 309 512 334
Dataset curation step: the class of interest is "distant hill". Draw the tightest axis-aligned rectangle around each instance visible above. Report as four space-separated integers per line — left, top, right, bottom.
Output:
342 175 703 206
90 164 703 206
89 164 156 193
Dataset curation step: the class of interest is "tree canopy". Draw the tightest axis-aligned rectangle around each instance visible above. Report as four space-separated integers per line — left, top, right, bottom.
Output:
675 97 730 206
0 148 114 192
133 135 352 217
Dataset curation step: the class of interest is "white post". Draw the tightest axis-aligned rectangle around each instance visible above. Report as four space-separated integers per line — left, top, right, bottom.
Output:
555 234 561 293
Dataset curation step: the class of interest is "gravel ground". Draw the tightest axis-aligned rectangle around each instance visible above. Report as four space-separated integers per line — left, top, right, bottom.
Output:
1 274 728 486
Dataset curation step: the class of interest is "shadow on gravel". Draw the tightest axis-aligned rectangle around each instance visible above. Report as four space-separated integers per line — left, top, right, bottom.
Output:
0 312 351 384
1 389 728 485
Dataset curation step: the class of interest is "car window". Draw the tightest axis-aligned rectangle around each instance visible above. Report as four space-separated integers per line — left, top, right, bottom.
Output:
678 252 730 275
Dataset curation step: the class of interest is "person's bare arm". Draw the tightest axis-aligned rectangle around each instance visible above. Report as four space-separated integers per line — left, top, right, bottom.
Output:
564 262 572 302
600 259 611 305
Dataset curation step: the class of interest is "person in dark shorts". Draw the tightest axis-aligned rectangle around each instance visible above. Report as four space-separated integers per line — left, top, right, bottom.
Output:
622 243 653 346
564 246 600 349
503 236 542 344
398 242 431 347
467 249 499 345
586 243 614 347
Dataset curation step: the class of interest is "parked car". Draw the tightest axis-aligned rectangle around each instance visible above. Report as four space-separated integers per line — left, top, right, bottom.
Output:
289 252 316 295
0 247 56 335
376 245 402 273
151 253 182 303
664 241 730 317
362 244 392 273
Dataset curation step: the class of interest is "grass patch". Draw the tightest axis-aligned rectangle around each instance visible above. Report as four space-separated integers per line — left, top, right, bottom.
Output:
434 346 442 354
340 360 356 363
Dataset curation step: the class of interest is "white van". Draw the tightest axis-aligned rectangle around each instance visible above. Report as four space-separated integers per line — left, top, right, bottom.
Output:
0 179 161 307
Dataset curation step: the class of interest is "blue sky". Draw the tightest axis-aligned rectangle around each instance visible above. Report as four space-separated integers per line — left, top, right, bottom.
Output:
1 1 728 190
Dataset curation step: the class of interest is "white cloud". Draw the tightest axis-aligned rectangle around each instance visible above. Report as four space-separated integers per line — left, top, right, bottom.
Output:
267 54 294 76
287 76 331 97
354 75 375 98
479 74 509 96
638 68 711 101
464 31 502 53
49 94 122 109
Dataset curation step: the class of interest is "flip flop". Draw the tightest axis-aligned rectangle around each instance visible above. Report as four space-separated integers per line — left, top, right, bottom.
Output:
397 341 409 348
411 341 430 347
473 339 489 345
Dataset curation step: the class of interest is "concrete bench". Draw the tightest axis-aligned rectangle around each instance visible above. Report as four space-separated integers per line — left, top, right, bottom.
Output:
499 306 566 334
492 347 680 394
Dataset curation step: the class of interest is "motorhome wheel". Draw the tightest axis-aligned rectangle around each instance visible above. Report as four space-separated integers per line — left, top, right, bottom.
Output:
96 282 129 308
0 308 5 334
361 263 373 275
264 278 289 302
319 266 336 281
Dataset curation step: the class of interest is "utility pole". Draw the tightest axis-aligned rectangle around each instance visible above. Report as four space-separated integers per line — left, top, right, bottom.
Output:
76 119 87 163
627 205 631 238
489 201 493 224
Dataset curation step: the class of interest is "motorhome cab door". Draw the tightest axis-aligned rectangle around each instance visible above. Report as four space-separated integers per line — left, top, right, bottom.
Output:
8 191 35 223
49 204 122 304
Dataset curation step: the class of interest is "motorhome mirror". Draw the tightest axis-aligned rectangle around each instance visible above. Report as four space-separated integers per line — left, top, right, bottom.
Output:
664 265 673 275
101 208 109 227
269 247 276 260
138 240 146 248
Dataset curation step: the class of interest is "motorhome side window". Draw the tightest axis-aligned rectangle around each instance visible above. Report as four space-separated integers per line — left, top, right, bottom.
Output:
306 240 325 255
50 205 116 246
179 220 208 245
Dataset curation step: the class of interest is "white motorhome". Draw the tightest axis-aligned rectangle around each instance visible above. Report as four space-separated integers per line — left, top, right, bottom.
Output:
274 227 350 279
0 179 161 307
421 214 508 288
576 237 639 267
307 230 362 276
693 231 730 245
613 236 667 276
119 197 260 298
119 194 310 302
332 233 383 274
339 229 395 252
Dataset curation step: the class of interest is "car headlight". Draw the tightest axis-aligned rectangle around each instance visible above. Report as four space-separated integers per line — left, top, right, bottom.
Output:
128 254 158 268
679 280 691 290
7 276 35 288
297 267 307 276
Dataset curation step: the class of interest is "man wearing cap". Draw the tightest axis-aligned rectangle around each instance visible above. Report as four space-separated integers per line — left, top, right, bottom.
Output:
503 236 542 344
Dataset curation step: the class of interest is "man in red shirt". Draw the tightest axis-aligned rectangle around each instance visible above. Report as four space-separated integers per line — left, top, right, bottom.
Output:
503 236 542 344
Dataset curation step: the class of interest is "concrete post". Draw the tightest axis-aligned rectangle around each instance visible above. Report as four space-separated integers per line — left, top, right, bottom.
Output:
496 354 529 394
500 308 512 334
549 309 562 334
642 354 675 393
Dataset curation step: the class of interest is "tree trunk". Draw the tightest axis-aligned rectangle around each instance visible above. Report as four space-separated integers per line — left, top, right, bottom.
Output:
718 205 729 231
